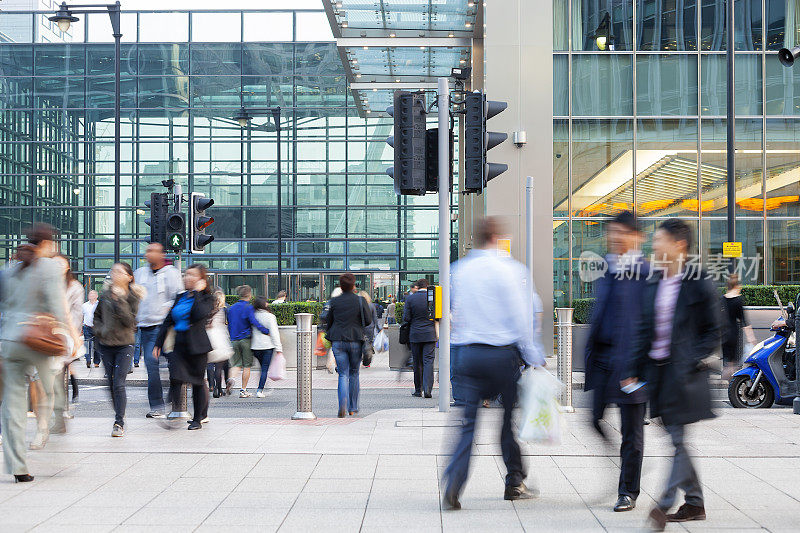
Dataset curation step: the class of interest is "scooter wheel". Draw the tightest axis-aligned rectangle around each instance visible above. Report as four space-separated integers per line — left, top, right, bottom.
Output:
728 374 774 409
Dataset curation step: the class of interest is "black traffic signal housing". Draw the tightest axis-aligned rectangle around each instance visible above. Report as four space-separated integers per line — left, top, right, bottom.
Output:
144 192 169 248
166 211 185 253
424 128 454 193
386 91 427 196
463 91 508 193
190 192 215 253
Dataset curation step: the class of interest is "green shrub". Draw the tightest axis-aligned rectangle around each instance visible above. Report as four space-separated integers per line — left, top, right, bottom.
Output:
572 298 595 324
570 285 800 324
395 302 404 323
223 298 323 326
740 285 800 307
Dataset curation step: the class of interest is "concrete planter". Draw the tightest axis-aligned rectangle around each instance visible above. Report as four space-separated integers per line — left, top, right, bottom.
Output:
269 325 317 371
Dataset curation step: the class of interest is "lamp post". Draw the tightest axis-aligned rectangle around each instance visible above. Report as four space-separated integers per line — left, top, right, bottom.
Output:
234 106 284 293
726 0 735 267
778 43 800 415
51 2 122 263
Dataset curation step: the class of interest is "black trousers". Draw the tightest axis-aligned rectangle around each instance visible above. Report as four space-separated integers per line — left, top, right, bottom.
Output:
410 341 435 395
170 379 208 423
593 391 645 499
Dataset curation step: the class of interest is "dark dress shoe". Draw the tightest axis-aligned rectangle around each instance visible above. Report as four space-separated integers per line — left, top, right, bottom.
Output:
442 490 461 510
14 474 34 483
411 392 422 397
424 392 432 398
614 495 635 512
666 503 706 522
648 507 667 531
503 482 539 501
187 421 202 430
592 419 609 441
212 390 220 398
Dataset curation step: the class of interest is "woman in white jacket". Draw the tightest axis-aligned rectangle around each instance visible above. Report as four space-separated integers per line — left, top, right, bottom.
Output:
251 296 282 398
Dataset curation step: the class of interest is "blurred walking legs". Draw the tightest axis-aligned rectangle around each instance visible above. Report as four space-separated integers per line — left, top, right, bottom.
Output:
1 342 56 474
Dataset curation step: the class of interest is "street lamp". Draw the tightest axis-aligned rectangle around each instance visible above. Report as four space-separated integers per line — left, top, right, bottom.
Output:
234 106 284 293
51 2 123 263
778 43 800 415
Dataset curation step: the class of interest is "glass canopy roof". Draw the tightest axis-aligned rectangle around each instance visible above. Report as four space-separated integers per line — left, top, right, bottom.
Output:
323 0 477 116
336 0 476 35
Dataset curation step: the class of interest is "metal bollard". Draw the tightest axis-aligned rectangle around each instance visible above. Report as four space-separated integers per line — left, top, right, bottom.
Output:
555 308 574 412
167 382 190 419
292 313 316 420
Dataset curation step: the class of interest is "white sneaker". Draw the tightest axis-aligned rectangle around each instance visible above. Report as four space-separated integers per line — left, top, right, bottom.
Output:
201 417 210 424
256 390 265 398
239 389 252 398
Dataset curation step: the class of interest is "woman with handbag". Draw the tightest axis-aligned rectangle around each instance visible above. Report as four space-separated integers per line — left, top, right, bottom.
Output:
154 264 214 430
52 254 83 432
251 296 283 398
93 262 142 438
325 273 373 418
1 224 68 482
207 290 233 398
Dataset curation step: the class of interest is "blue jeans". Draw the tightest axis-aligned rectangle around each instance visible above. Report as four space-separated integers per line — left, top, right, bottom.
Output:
450 344 465 406
98 344 133 427
332 341 362 413
83 325 100 365
443 344 525 496
139 327 164 412
133 328 141 365
253 349 274 391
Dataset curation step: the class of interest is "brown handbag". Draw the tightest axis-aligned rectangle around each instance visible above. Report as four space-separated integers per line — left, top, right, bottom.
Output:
20 313 69 356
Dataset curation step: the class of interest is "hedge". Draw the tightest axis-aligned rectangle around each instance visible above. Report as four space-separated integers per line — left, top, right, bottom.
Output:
395 302 404 324
223 298 323 326
571 285 800 324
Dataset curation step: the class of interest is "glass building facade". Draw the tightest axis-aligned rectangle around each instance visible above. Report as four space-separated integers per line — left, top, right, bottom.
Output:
554 0 800 305
0 8 455 299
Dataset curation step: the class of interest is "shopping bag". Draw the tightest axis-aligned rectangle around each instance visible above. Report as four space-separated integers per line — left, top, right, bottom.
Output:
373 330 389 354
518 367 564 444
207 325 234 363
315 331 329 358
267 352 287 381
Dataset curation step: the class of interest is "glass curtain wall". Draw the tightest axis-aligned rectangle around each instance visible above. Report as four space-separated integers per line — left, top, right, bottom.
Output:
0 9 451 298
554 0 800 305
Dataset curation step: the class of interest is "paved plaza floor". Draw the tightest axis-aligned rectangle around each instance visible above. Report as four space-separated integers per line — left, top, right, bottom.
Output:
1 403 799 532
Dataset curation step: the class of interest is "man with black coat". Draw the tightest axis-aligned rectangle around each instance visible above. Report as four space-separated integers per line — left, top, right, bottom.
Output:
403 278 437 398
584 211 648 513
622 219 718 531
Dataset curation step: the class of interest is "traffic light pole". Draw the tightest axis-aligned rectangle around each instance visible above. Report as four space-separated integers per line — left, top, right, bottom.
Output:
437 77 451 413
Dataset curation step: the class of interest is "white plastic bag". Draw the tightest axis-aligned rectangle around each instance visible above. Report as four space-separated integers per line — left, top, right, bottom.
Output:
373 330 389 353
267 351 287 381
518 367 564 444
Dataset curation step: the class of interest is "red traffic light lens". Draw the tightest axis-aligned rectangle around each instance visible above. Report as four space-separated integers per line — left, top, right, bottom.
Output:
198 216 214 230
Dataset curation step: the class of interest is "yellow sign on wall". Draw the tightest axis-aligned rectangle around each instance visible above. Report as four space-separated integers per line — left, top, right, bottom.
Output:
497 238 511 257
723 241 743 258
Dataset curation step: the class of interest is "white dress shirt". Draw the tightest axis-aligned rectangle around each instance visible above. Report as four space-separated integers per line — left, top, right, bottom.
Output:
450 248 546 367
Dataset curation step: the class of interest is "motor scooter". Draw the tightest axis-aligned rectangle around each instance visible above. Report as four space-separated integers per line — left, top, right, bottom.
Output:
729 292 798 408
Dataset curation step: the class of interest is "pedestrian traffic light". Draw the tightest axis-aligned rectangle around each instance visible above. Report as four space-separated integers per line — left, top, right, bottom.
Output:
463 91 508 193
386 91 427 196
144 192 169 248
190 192 215 253
424 128 454 193
166 211 185 252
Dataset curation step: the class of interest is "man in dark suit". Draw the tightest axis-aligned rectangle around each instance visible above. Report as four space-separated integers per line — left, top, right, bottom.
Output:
584 211 648 513
623 218 718 531
403 278 437 397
